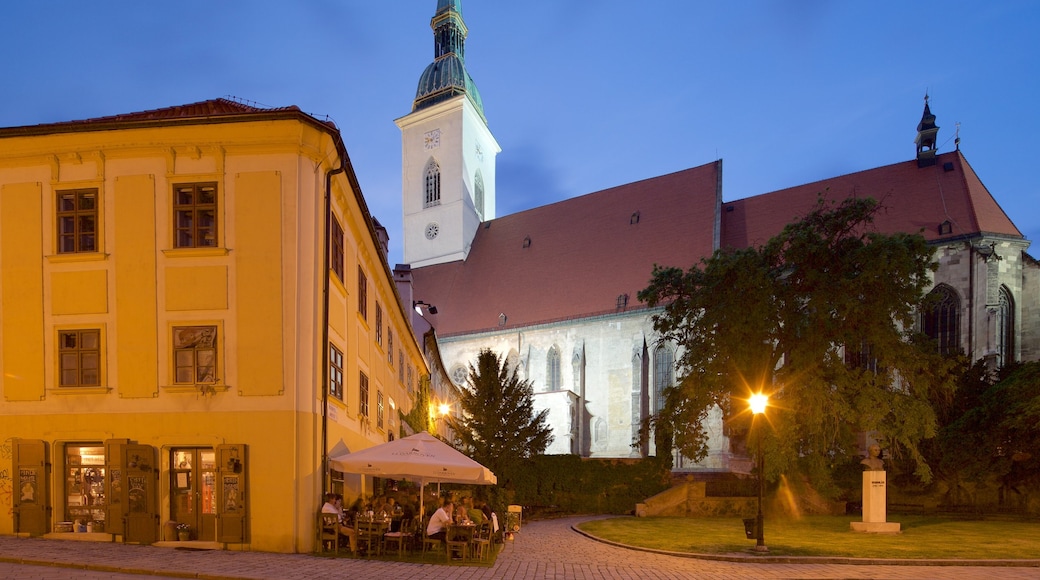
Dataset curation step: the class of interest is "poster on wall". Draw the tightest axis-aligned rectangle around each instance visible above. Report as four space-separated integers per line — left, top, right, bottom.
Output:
19 468 37 504
110 468 122 505
223 475 240 513
128 475 147 513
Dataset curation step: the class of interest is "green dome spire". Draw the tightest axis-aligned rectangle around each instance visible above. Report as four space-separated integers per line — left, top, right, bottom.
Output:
413 0 486 121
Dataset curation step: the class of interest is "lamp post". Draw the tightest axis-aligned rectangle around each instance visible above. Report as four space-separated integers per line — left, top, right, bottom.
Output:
749 392 769 552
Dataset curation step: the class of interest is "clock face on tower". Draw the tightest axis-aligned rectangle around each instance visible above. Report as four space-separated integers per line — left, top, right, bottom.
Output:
424 129 441 150
425 222 440 240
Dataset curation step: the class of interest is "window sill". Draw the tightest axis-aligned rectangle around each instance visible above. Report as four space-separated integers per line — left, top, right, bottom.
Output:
162 248 229 258
50 386 112 395
46 252 108 264
162 383 230 394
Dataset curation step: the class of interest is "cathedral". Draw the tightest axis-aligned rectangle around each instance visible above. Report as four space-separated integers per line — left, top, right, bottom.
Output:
394 0 1039 469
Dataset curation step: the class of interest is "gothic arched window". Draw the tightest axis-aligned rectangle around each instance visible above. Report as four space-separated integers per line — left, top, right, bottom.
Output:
546 346 561 391
474 170 485 220
424 159 441 208
923 285 960 356
653 344 674 414
997 285 1015 368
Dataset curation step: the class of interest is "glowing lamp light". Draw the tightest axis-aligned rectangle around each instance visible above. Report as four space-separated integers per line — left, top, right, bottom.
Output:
749 393 768 415
438 403 451 416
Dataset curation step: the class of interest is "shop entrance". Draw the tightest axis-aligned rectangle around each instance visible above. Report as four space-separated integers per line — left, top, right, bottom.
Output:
170 448 217 541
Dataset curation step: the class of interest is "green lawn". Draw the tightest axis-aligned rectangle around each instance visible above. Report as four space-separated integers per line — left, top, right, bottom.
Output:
577 515 1040 560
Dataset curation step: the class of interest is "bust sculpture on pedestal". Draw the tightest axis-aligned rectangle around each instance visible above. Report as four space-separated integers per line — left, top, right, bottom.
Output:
850 443 900 533
860 444 885 471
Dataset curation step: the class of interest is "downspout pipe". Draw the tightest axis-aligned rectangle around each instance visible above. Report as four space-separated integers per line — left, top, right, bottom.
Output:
321 160 345 501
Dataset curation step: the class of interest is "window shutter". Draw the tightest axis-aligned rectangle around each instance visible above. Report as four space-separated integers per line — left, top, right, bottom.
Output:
12 439 50 536
216 444 248 543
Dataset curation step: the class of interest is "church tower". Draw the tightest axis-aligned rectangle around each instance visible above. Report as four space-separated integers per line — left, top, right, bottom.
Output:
915 94 940 168
397 0 500 268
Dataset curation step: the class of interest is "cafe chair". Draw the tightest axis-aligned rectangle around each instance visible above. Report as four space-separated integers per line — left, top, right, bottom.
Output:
319 513 341 555
421 517 442 560
470 520 492 562
445 525 471 562
357 519 386 557
383 516 413 557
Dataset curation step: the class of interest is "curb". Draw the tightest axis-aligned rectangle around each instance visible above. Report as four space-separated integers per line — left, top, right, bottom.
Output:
570 524 1040 568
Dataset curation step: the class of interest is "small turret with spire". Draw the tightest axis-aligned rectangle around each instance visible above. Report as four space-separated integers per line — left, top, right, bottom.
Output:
915 94 940 167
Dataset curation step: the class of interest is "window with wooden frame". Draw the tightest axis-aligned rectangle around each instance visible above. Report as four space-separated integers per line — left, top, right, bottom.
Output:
359 371 370 417
377 390 384 430
329 344 344 401
358 267 368 320
330 216 345 281
375 303 383 346
56 188 98 253
387 330 393 365
173 182 217 248
173 326 217 384
58 329 101 387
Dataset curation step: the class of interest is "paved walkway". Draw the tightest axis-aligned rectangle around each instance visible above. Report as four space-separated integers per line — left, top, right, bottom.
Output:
1 516 1038 580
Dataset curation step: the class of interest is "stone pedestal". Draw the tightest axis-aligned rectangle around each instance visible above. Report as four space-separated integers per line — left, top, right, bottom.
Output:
850 471 900 533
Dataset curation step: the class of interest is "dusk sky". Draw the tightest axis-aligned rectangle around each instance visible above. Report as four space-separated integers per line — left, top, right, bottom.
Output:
3 1 1038 267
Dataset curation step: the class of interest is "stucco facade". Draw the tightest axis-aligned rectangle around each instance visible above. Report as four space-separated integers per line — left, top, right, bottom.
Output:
0 101 427 553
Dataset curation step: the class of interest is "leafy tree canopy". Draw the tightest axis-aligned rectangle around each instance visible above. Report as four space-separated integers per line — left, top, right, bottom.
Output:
937 361 1040 491
448 348 553 486
638 196 959 489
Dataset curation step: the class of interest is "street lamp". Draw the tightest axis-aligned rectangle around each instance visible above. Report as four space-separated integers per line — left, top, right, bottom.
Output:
749 392 769 552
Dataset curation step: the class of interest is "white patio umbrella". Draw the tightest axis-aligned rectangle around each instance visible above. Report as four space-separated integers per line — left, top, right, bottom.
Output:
329 431 496 520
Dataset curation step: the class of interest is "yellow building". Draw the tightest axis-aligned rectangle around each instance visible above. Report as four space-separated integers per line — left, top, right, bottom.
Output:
0 99 428 553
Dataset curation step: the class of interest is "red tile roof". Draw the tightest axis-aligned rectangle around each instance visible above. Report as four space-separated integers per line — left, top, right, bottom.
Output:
412 162 722 336
0 98 332 136
415 151 1023 336
721 151 1021 249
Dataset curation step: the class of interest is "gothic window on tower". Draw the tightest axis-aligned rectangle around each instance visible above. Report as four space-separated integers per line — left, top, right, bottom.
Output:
424 159 441 208
546 346 561 392
474 170 485 220
922 284 960 356
997 285 1015 368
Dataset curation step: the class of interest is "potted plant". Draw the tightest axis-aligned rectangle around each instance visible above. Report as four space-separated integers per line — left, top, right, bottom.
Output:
176 523 192 541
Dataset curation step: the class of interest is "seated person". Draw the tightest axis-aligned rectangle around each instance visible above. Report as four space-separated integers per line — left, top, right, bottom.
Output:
464 497 485 524
426 500 454 542
454 504 470 524
321 492 356 552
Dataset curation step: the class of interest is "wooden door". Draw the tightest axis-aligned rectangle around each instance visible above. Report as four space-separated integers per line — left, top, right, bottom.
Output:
216 444 247 543
12 439 50 536
106 439 158 544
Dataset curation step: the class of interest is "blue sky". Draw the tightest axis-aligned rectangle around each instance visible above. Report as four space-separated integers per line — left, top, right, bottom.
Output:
3 1 1038 267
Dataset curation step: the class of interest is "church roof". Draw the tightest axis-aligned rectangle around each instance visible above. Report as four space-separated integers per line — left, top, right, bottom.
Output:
411 161 722 336
720 150 1022 249
414 151 1023 336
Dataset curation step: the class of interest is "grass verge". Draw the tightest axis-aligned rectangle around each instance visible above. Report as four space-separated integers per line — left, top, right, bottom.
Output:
577 515 1040 560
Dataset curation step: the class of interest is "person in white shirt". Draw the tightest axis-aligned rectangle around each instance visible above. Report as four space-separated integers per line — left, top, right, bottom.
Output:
426 500 454 542
321 492 356 552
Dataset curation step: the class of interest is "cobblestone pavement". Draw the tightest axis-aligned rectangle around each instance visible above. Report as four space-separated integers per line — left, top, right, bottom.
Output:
2 516 1038 580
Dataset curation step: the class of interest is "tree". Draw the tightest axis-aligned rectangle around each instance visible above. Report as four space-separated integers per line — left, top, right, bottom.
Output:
638 196 959 490
447 348 553 488
933 362 1040 504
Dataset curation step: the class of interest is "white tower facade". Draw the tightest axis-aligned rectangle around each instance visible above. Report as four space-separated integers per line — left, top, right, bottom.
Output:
398 0 499 268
